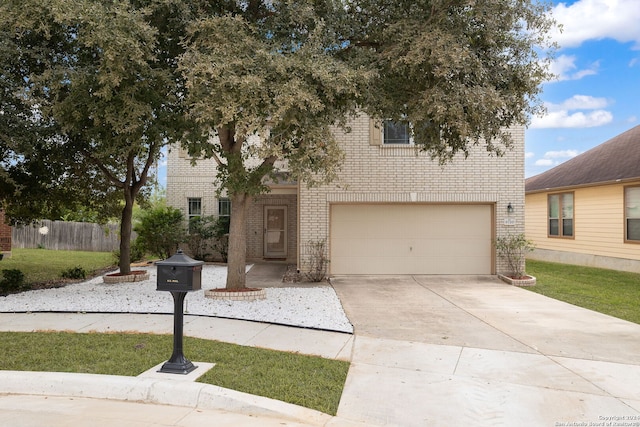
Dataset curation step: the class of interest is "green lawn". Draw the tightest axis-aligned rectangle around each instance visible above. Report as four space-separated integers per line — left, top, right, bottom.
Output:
0 248 115 286
0 331 349 415
525 259 640 324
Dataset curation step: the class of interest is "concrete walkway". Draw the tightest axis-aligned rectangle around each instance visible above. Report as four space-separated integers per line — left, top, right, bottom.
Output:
2 272 640 426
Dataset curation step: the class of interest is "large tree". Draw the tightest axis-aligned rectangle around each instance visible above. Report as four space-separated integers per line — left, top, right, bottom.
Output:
178 0 556 289
0 0 206 272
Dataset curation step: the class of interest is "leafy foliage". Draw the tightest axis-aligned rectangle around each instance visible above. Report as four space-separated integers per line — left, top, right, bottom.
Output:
0 269 26 295
0 0 206 272
495 233 535 278
60 266 87 280
134 206 186 260
186 215 218 261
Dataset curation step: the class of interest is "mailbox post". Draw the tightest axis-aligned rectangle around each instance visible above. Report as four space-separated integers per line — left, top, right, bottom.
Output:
156 249 204 374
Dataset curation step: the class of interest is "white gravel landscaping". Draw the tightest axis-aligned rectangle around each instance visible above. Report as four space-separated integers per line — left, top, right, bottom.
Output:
0 265 353 333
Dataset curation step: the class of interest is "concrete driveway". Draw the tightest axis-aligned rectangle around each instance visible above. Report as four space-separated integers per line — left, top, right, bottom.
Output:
331 275 640 427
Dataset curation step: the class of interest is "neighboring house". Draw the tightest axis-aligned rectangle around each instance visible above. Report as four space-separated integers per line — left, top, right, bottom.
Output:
0 210 11 259
525 125 640 273
166 113 525 275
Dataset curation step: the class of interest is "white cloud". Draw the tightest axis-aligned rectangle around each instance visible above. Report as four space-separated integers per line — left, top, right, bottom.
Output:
531 110 613 128
549 55 599 81
532 149 580 168
530 95 613 129
525 152 535 159
547 95 610 111
535 159 554 166
550 0 640 49
544 149 579 159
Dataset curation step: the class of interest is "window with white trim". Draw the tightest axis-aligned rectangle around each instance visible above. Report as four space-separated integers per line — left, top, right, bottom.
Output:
218 198 231 217
625 186 640 242
383 120 411 145
188 198 202 221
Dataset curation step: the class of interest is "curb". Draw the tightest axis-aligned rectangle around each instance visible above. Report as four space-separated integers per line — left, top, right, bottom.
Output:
0 371 333 426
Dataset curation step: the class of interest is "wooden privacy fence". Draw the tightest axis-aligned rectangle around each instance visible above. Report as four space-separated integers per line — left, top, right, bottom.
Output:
11 220 133 252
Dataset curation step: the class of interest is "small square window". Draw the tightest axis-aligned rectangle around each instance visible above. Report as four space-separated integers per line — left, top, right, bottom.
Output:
383 120 410 145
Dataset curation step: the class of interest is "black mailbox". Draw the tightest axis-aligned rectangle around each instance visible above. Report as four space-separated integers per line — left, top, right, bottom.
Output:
156 249 203 292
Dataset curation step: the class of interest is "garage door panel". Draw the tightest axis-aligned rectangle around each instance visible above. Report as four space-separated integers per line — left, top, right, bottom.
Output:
330 204 492 275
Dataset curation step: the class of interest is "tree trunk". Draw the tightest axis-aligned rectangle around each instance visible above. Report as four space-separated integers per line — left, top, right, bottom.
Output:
225 192 249 290
118 188 135 275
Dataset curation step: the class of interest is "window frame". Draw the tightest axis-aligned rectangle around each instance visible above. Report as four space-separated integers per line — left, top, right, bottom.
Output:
382 120 412 145
547 192 574 239
187 197 202 221
624 185 640 244
218 197 231 218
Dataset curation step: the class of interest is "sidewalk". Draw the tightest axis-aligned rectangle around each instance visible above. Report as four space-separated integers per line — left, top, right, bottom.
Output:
0 312 356 427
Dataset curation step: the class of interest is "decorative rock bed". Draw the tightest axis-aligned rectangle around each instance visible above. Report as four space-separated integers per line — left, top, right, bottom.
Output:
103 270 151 284
205 288 266 301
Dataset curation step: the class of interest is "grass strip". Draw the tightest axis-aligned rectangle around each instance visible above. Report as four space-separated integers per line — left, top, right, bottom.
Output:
0 331 349 415
525 259 640 324
1 248 115 286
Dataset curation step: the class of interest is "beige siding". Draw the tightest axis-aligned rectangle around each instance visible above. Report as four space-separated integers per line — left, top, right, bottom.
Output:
525 182 640 268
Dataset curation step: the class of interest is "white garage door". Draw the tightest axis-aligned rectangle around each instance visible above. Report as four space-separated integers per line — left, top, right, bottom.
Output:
330 204 493 275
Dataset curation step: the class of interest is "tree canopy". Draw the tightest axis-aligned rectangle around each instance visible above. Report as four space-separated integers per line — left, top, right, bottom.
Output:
1 0 555 285
177 0 556 288
0 0 205 272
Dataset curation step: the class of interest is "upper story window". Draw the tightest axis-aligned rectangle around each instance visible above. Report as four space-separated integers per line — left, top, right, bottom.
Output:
548 192 574 238
188 198 202 221
625 186 640 242
218 198 231 217
383 120 411 145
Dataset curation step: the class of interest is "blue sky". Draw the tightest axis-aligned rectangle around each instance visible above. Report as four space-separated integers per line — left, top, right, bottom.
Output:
156 0 640 186
526 0 640 177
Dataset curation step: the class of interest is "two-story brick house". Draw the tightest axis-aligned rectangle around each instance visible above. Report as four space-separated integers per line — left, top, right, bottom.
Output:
166 113 525 275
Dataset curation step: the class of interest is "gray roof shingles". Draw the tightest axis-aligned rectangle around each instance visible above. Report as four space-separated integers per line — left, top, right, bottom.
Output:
525 125 640 193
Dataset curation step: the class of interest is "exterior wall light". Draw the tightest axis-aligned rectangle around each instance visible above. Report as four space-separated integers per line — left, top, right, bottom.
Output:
507 203 514 214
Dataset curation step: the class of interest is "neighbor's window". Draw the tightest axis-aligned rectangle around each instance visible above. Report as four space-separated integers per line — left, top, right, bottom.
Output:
625 186 640 242
218 197 231 217
548 192 574 237
383 120 410 145
188 197 202 221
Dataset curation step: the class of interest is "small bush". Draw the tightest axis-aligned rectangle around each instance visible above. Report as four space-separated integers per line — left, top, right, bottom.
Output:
495 233 535 278
134 207 187 260
0 269 26 294
61 266 87 280
304 240 329 282
187 215 218 260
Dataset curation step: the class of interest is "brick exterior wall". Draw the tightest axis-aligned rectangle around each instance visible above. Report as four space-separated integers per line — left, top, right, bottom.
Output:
166 114 526 274
0 210 11 257
166 146 298 263
298 113 526 275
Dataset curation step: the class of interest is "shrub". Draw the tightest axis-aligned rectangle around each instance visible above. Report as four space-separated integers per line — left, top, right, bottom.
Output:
304 240 329 282
495 233 535 278
61 266 87 280
211 216 230 262
0 269 26 294
134 207 187 260
187 215 218 261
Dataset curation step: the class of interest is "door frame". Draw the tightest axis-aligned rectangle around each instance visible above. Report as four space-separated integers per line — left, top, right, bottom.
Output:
264 206 287 259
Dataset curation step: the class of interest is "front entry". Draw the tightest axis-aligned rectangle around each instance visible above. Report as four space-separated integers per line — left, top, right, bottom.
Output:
264 206 287 258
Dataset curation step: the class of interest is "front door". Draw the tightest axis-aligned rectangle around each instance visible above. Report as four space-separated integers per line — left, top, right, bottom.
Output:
264 206 287 258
